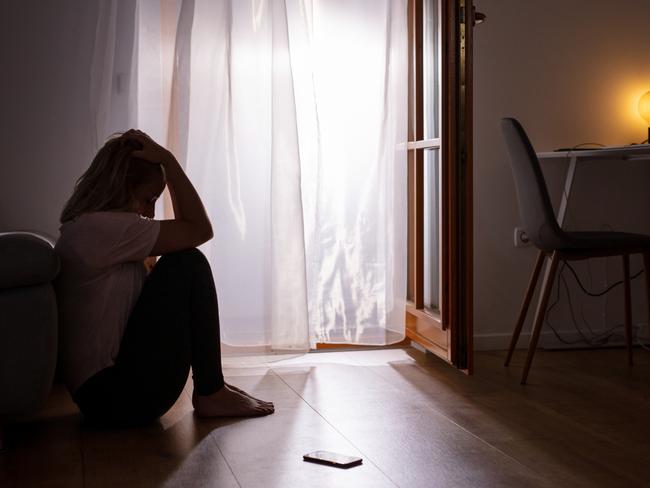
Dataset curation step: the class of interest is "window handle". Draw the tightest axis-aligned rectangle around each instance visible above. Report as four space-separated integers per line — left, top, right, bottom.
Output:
460 6 487 26
474 11 486 25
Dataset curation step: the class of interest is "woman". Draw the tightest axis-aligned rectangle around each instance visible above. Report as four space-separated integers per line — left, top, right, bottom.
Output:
55 130 274 426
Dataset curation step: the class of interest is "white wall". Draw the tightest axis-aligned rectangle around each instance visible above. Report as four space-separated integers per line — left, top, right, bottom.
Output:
473 0 650 350
0 1 101 237
0 0 136 237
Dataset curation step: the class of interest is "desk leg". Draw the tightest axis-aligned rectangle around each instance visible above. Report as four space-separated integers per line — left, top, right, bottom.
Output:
556 154 577 227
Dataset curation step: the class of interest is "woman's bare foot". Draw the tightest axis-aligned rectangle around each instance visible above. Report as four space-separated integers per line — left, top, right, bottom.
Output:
192 385 275 418
225 382 273 407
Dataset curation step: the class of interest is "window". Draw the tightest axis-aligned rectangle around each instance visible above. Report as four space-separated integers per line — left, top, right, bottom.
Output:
406 0 474 370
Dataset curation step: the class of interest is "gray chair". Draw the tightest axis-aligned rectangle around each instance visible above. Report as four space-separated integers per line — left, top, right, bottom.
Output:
500 118 650 384
0 231 60 448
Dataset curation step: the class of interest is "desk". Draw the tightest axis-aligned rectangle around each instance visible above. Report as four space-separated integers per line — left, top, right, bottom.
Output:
537 145 650 226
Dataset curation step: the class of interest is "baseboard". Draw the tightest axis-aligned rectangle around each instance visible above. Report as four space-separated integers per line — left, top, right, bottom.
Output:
474 332 530 351
474 324 649 351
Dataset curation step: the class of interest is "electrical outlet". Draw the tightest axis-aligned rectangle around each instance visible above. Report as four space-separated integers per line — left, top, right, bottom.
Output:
514 227 531 248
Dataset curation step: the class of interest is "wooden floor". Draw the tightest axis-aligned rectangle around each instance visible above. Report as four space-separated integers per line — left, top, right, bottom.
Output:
2 346 650 488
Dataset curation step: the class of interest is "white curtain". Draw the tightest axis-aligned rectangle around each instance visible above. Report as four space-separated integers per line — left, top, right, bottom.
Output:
90 0 139 145
90 0 408 351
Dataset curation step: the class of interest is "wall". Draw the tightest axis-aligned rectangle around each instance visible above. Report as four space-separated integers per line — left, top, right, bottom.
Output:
473 0 650 350
0 0 138 237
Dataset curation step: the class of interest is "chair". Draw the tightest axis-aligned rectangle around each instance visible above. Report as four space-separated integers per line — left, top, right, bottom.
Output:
500 118 650 384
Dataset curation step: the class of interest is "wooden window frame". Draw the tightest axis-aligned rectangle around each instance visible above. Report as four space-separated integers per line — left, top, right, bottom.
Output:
406 0 473 372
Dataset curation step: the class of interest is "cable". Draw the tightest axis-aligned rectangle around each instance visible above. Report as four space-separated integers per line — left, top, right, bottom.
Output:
556 143 607 152
545 262 597 346
639 334 650 352
543 260 646 347
563 261 645 297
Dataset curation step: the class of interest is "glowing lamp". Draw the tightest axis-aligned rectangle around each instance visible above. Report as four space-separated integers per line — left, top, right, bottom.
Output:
638 91 650 142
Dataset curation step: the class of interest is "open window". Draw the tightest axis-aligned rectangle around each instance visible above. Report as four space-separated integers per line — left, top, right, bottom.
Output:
406 0 475 372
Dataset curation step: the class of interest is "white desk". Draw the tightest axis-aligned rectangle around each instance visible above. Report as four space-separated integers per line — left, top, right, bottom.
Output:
537 145 650 226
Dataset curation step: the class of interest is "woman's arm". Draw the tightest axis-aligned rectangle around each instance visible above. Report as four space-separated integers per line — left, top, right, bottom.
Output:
126 130 213 256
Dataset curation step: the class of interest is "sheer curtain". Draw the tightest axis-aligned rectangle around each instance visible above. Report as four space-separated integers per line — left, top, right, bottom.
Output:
91 0 408 351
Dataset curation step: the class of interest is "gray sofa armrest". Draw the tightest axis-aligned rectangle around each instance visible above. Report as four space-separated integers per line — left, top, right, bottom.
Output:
0 232 60 289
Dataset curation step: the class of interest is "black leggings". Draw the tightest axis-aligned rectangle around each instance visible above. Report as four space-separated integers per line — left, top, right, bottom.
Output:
73 248 225 426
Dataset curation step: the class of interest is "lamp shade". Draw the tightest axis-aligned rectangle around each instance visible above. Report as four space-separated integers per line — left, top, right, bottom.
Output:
638 91 650 125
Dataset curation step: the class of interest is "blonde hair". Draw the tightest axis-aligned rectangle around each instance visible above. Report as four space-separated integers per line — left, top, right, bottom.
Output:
60 133 163 223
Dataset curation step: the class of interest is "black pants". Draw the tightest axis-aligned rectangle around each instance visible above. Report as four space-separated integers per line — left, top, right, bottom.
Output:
73 248 225 426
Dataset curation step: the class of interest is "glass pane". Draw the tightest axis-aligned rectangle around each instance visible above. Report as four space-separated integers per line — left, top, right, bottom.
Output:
423 0 439 140
407 151 414 303
423 148 440 310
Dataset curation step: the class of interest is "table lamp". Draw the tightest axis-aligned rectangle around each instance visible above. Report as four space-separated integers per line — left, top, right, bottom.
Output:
638 91 650 143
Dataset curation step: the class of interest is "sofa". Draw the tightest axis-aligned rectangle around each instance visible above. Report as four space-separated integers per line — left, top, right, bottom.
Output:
0 232 59 448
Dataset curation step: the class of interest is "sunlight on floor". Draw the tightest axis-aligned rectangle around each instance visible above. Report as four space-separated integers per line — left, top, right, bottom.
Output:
222 347 419 369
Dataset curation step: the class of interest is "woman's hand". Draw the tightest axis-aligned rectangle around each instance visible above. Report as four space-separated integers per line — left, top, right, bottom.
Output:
143 256 157 274
123 129 174 166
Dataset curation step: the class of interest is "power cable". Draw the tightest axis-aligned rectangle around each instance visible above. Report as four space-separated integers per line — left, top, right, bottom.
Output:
544 260 646 347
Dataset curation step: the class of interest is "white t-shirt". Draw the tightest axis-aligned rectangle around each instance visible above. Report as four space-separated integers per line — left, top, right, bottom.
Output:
54 211 161 393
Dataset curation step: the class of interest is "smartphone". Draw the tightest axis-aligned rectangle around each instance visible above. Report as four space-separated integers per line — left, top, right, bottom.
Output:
303 451 363 469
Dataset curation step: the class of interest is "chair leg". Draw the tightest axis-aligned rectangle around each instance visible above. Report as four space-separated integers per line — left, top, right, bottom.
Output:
505 250 546 366
622 254 633 366
643 252 650 346
521 251 560 384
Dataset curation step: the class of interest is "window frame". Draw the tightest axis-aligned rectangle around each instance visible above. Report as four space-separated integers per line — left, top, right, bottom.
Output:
406 0 474 372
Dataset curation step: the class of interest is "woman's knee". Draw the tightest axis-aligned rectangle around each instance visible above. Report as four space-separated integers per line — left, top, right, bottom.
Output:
145 247 216 298
156 248 209 271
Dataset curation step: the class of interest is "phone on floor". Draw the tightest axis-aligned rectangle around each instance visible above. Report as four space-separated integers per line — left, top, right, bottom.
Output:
303 451 363 469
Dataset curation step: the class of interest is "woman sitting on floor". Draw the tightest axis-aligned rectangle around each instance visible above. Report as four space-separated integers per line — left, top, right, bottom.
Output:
55 130 274 426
